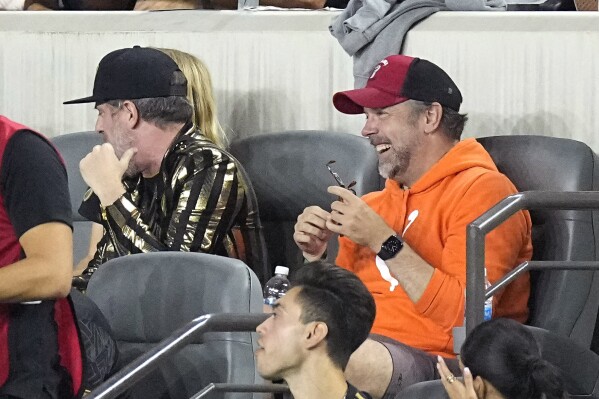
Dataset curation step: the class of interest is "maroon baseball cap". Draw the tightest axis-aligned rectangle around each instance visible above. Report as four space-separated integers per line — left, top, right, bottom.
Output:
333 55 462 114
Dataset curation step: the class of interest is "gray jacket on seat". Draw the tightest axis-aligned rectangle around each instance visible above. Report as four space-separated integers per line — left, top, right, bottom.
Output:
330 0 506 87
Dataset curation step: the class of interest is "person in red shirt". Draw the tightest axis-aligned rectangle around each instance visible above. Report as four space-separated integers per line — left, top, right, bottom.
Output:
0 116 82 398
293 55 532 399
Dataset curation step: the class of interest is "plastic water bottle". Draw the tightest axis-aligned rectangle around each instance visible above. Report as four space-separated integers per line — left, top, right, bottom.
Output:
263 266 291 306
484 268 493 321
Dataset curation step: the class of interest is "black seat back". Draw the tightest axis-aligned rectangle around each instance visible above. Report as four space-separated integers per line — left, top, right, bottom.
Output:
86 252 264 399
478 135 599 348
229 131 381 272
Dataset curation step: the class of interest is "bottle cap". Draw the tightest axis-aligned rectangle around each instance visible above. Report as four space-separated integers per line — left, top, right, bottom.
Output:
274 266 289 276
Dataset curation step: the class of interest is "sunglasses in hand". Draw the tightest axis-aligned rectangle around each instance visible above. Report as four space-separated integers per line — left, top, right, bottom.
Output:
326 160 357 194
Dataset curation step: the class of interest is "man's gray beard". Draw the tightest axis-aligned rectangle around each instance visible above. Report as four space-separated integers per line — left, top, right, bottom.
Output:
111 133 139 177
378 162 395 180
378 148 409 181
123 163 140 178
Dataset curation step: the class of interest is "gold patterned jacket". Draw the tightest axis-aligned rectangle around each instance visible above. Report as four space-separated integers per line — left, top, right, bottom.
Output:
79 125 268 282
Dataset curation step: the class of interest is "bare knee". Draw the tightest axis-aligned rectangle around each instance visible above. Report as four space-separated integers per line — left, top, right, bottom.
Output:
345 339 393 399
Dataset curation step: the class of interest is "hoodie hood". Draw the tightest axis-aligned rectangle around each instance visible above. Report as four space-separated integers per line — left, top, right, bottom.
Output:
407 138 498 194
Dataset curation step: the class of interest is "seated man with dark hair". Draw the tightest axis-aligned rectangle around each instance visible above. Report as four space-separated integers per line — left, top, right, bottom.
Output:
64 46 264 286
255 261 376 399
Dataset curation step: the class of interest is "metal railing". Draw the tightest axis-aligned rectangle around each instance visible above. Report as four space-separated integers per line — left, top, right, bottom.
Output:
464 191 599 338
87 313 272 399
190 383 290 399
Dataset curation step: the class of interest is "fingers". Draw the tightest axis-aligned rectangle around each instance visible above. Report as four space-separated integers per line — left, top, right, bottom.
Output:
437 356 457 392
325 217 343 235
327 185 358 202
293 231 326 247
119 147 137 168
438 357 477 399
437 356 452 380
296 206 330 234
463 367 474 391
294 206 332 258
92 142 115 154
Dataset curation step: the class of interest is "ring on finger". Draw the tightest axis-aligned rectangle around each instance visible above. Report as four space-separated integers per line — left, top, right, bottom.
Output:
446 374 456 384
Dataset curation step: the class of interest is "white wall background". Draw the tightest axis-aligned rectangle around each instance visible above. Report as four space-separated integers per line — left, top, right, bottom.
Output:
0 10 598 152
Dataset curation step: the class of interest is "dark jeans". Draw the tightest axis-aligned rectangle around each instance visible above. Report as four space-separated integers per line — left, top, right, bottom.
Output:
70 289 119 389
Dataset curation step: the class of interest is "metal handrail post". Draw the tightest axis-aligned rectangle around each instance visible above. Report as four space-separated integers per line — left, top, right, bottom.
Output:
465 191 599 337
189 383 290 399
466 193 525 334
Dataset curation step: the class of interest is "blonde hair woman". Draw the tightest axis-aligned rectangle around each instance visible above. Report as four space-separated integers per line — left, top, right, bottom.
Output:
157 48 228 149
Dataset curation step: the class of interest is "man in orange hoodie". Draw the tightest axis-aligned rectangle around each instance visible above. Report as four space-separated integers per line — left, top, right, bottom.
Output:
293 55 532 399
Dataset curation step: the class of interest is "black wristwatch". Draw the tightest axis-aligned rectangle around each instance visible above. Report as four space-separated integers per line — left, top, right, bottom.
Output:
377 234 404 261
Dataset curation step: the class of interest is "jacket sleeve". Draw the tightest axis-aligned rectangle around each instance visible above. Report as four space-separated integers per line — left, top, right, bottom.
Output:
95 148 244 257
414 172 532 330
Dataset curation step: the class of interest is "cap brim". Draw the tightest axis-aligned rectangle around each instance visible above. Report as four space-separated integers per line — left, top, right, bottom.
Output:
63 95 98 105
333 87 409 115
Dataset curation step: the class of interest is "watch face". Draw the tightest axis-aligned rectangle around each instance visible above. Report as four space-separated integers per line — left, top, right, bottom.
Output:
379 235 403 260
384 236 402 253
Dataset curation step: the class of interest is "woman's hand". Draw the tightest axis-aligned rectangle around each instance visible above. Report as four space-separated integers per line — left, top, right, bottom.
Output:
437 356 478 399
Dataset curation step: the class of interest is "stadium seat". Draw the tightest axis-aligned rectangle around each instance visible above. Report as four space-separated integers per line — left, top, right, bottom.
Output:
478 135 599 348
229 130 381 273
86 252 264 399
50 131 102 265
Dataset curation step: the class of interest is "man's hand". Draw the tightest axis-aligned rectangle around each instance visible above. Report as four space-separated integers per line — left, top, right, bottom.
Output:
293 206 333 261
326 185 395 253
80 143 135 206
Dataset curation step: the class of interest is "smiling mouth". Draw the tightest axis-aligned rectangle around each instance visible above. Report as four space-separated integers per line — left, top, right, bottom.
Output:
376 144 392 154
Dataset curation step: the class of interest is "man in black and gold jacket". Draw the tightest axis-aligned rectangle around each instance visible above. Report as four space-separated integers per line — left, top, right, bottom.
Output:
65 46 266 286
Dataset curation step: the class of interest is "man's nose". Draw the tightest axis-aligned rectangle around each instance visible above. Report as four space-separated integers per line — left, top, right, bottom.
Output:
361 118 377 137
95 118 103 134
256 319 267 334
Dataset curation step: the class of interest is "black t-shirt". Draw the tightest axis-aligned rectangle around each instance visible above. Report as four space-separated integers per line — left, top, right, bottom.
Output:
0 130 74 398
0 130 72 243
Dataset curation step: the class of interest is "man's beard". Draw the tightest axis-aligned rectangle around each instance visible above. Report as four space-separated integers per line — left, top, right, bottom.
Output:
108 128 140 177
378 145 411 182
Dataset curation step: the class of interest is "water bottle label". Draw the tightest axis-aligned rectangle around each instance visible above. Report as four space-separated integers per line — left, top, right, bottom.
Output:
264 297 277 306
484 304 492 321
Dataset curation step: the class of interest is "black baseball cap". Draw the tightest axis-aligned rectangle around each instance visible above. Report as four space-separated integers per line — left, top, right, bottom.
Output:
64 46 187 105
333 55 462 114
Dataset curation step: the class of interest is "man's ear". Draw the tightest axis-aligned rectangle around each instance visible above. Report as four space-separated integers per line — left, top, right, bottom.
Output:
121 100 140 129
304 321 328 350
423 102 443 134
